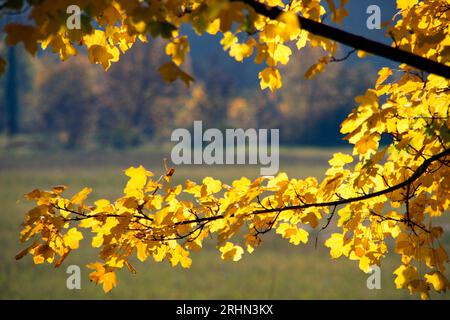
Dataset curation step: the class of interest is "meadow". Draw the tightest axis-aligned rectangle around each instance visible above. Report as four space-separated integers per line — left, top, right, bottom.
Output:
0 145 448 299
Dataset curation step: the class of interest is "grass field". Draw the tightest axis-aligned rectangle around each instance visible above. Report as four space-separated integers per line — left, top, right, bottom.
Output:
0 145 448 299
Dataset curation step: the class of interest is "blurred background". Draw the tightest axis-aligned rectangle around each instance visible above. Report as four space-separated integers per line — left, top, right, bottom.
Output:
1 1 448 299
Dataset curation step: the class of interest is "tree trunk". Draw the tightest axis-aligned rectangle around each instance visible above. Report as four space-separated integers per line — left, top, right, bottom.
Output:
5 45 19 137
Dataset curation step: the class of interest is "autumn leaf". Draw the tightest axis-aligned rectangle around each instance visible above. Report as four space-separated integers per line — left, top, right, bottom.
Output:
325 233 350 259
166 36 190 66
357 50 366 58
259 67 282 91
276 223 308 245
159 62 195 87
87 45 118 70
376 67 393 87
87 262 117 293
355 134 379 156
393 265 419 290
202 177 222 194
169 245 192 268
328 153 353 167
4 24 41 55
71 187 92 205
425 271 448 293
124 166 153 198
9 0 450 299
219 242 244 261
397 0 419 10
304 57 329 79
63 228 83 250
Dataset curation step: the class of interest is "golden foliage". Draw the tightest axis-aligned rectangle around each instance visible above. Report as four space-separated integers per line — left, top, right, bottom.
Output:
5 0 450 298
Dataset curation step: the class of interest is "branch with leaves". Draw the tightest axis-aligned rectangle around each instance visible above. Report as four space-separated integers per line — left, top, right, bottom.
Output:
4 0 450 299
16 135 450 296
232 0 450 79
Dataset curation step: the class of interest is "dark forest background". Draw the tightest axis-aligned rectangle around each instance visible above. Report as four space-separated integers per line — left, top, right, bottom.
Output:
0 0 396 150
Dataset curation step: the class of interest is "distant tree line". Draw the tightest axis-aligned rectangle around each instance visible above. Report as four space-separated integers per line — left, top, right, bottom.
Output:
0 40 375 149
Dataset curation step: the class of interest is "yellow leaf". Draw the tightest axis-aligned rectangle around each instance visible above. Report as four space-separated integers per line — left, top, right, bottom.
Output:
425 271 448 292
266 0 284 6
356 256 371 273
357 50 367 58
355 134 379 155
124 166 152 198
296 30 308 49
393 265 419 289
92 233 104 248
325 233 349 258
136 242 148 262
304 57 328 79
166 36 190 66
100 271 117 293
229 38 256 62
63 228 83 249
276 223 308 245
259 67 282 91
87 263 117 293
355 89 378 107
337 207 352 227
31 244 54 264
41 34 77 61
328 152 353 167
219 242 244 261
376 67 392 87
153 246 167 262
277 12 300 41
203 177 222 194
244 234 261 253
71 187 92 205
87 262 104 281
397 0 418 10
271 43 292 65
206 19 221 35
105 256 124 268
396 118 409 134
170 245 192 268
87 45 117 70
220 32 238 50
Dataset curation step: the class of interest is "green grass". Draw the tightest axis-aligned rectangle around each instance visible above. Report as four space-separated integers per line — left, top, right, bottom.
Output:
0 146 448 299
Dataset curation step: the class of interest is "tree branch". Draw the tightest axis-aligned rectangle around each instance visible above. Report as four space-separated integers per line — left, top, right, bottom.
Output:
233 0 450 79
137 147 450 237
51 148 450 242
253 147 450 214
